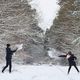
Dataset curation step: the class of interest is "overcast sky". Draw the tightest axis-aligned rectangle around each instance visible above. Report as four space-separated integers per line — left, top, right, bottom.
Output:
29 0 60 31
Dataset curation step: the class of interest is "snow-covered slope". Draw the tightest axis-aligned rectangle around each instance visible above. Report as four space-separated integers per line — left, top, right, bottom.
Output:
0 64 80 80
28 0 60 31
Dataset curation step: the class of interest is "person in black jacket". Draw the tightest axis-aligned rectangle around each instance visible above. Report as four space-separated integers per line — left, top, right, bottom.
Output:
59 51 79 74
2 44 17 73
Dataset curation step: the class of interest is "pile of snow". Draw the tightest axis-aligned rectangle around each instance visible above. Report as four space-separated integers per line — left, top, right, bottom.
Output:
0 64 80 80
28 0 60 31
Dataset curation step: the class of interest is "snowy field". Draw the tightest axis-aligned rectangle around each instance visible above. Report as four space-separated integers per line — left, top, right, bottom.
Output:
0 64 80 80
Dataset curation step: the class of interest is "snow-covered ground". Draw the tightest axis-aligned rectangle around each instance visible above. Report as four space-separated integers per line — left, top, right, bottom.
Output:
28 0 60 31
0 64 80 80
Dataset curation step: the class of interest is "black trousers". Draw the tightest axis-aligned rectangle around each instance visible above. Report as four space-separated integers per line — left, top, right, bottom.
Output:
68 63 79 74
2 59 12 73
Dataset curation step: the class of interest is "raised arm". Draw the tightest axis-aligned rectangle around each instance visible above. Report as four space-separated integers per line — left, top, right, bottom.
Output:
11 48 18 54
58 55 66 57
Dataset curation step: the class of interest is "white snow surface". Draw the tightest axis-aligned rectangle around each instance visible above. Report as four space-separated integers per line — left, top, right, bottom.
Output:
28 0 60 31
0 64 80 80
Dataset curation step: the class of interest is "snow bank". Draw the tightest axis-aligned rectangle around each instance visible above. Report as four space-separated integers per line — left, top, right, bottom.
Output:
0 64 80 80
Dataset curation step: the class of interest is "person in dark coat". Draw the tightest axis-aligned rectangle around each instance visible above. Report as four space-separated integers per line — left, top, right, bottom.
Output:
2 44 17 73
59 51 79 74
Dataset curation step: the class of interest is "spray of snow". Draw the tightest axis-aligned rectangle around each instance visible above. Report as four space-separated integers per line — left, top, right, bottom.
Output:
28 0 60 31
16 44 23 51
47 48 64 60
